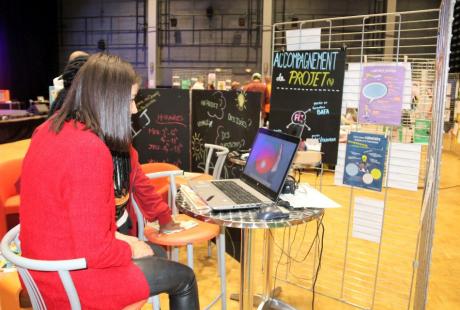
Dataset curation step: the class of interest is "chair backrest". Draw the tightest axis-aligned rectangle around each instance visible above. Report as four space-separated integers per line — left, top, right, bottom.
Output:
141 163 181 204
0 158 23 206
131 170 184 240
1 225 87 310
204 144 229 180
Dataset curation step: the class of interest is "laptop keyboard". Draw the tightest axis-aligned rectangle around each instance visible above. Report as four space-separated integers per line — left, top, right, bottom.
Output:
212 181 262 204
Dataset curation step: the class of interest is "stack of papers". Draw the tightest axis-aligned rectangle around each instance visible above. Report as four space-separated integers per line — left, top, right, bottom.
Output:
147 220 198 234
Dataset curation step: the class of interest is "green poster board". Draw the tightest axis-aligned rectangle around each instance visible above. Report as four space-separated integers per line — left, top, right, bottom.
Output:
414 119 431 144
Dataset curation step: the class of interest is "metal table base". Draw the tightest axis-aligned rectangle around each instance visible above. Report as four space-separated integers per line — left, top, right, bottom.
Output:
176 194 323 310
236 228 298 310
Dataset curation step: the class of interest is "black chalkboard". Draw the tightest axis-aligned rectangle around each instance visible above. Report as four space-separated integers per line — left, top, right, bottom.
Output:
191 90 260 178
132 88 190 170
269 49 346 165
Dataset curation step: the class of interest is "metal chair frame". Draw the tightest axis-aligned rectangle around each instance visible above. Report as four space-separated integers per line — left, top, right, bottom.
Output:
0 225 87 310
132 169 227 310
204 144 229 180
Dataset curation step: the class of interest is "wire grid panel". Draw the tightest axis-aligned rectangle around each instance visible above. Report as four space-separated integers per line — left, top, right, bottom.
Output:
414 0 456 309
270 8 442 310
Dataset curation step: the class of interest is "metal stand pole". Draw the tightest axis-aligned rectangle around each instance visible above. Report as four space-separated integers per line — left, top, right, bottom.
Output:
240 228 256 310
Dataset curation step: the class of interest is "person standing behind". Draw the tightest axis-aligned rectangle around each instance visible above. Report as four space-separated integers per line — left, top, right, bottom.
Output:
20 53 199 310
264 75 272 126
243 72 269 125
52 51 89 92
231 81 241 91
48 51 89 117
191 76 205 90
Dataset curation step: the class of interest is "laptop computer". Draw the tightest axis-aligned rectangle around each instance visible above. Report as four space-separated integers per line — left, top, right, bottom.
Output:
188 128 300 211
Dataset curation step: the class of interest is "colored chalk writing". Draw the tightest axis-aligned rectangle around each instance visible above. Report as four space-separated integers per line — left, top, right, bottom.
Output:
191 90 260 178
269 49 346 165
132 89 190 170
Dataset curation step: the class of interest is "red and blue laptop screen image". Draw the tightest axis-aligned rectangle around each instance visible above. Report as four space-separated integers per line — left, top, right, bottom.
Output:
242 128 299 199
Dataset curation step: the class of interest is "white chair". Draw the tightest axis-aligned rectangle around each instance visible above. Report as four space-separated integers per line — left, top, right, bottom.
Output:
292 150 324 190
203 144 229 257
131 169 182 310
204 144 229 180
132 169 227 310
1 224 87 310
131 170 183 241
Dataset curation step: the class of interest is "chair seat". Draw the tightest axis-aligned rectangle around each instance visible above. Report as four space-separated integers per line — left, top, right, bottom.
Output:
144 214 220 247
4 195 20 213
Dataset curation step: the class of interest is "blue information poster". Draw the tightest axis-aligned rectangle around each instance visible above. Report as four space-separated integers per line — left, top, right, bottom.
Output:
343 132 388 192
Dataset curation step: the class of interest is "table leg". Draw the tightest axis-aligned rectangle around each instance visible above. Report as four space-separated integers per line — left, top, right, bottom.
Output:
262 229 274 297
231 229 283 308
256 229 296 310
240 228 255 309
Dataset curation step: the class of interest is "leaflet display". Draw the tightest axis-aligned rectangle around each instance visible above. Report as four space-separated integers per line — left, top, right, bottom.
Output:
343 132 388 192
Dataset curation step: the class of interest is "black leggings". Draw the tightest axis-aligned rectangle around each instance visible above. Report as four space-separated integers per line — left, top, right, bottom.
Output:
133 253 200 310
118 218 199 309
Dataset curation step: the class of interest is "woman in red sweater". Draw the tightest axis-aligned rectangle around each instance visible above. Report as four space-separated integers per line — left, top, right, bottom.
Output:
19 53 199 309
47 51 180 246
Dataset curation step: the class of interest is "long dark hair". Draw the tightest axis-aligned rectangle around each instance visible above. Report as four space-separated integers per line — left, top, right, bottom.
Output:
51 53 138 152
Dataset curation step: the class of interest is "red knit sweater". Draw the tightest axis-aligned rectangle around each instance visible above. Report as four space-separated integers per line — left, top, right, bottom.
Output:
19 120 149 309
126 147 172 237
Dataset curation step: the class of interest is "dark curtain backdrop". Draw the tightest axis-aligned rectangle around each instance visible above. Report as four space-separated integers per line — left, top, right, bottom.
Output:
0 1 59 102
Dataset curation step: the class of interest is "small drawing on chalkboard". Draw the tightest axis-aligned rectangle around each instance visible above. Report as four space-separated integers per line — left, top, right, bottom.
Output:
235 91 248 111
204 91 227 120
191 132 205 162
131 109 151 138
286 110 312 132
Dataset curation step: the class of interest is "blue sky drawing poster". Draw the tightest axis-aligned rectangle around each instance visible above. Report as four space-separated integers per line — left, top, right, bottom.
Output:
343 132 388 191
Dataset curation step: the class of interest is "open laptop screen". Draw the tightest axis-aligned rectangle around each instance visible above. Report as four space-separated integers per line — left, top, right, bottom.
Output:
241 128 300 201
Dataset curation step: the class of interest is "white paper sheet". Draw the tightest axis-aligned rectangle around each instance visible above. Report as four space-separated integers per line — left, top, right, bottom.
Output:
352 197 384 243
279 183 341 209
285 28 321 51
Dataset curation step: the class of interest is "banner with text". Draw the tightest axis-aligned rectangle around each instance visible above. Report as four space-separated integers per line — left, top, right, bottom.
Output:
269 49 346 164
132 88 190 170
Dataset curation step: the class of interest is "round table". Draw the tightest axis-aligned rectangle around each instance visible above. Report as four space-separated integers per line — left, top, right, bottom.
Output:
176 193 324 309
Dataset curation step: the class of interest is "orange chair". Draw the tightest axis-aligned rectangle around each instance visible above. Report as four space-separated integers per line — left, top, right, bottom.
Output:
132 169 227 309
0 271 31 310
0 158 23 238
141 162 181 204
